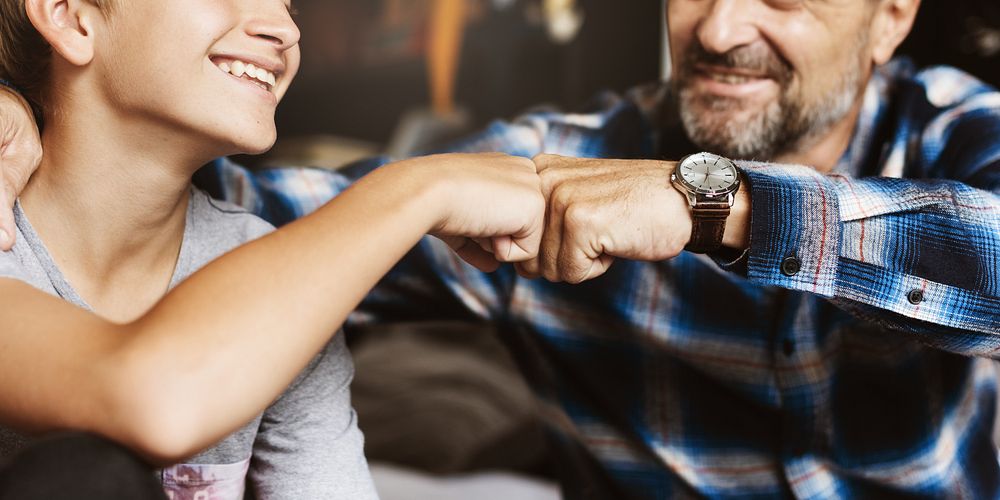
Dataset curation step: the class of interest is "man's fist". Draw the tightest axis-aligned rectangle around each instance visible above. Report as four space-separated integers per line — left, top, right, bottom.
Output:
515 154 693 283
0 87 42 250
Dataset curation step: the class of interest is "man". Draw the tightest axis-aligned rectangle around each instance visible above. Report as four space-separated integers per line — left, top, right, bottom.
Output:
2 0 999 497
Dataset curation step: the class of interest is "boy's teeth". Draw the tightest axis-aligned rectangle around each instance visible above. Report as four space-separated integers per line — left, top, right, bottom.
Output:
217 59 277 89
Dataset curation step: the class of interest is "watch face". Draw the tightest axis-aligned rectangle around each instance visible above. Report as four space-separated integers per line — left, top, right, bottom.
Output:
677 152 740 196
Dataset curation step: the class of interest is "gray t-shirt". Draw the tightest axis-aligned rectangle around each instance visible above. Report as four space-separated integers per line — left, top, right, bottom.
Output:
0 188 377 499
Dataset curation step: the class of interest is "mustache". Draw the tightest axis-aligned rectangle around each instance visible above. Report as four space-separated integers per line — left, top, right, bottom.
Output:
678 39 793 85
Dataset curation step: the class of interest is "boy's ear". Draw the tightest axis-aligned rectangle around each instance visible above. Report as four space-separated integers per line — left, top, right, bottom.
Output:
25 0 98 66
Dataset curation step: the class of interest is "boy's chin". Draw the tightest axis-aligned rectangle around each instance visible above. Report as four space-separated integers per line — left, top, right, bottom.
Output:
230 131 278 156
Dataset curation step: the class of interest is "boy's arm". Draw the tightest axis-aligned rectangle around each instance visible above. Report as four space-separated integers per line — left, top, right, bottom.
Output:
192 105 605 326
0 154 544 465
247 335 378 500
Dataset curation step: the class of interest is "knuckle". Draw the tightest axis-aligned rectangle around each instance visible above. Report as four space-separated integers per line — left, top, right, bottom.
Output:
518 260 539 274
29 144 42 166
531 153 558 164
560 261 588 285
542 269 561 283
532 153 565 173
514 156 537 172
549 185 575 211
563 203 595 231
514 263 538 279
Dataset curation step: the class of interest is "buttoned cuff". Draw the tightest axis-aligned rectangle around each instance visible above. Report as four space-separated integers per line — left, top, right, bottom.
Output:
738 162 842 297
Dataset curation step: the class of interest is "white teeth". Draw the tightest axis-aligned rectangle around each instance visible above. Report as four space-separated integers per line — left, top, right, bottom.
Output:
217 59 277 89
230 60 245 77
708 72 757 85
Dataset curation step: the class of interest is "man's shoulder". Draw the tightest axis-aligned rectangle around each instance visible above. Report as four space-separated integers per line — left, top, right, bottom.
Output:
867 60 1000 182
457 83 669 160
884 59 999 111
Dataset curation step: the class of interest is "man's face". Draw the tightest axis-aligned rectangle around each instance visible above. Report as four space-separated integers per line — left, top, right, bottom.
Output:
668 0 879 160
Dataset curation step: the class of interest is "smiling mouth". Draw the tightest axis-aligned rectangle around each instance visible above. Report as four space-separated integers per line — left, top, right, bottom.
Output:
695 66 771 85
212 58 277 93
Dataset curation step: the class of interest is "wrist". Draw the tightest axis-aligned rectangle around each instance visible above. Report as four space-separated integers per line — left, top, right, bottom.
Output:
382 157 452 234
721 181 750 249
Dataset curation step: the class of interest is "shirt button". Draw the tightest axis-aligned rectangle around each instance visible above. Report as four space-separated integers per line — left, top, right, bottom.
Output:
782 338 795 357
907 289 924 305
781 256 801 276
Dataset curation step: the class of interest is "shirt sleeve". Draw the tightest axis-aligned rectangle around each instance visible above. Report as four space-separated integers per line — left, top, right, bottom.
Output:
246 334 378 500
739 160 1000 352
0 252 27 282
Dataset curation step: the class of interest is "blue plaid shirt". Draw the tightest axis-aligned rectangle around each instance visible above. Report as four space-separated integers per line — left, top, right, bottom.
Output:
195 59 1000 499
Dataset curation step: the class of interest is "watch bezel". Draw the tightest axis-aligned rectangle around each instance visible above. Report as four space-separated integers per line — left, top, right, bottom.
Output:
671 152 741 198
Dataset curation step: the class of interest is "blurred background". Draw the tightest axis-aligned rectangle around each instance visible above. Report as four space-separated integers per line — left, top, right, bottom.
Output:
245 0 1000 170
248 1 1000 498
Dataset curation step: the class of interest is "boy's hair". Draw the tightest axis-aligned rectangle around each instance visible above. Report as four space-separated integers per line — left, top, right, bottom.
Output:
0 0 113 117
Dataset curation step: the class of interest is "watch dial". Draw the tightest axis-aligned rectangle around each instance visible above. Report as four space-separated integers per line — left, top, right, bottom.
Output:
679 153 738 193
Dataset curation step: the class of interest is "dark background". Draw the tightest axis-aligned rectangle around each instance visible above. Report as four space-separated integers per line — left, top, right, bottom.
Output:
272 0 1000 150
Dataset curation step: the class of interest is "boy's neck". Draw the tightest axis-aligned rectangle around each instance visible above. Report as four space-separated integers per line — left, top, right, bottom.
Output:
19 98 212 321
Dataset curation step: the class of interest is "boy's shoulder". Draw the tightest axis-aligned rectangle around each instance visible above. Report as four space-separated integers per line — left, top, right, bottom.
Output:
174 188 277 282
0 203 61 295
188 187 275 245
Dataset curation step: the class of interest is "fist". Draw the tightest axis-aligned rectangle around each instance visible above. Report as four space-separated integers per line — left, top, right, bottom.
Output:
0 88 42 250
517 154 693 283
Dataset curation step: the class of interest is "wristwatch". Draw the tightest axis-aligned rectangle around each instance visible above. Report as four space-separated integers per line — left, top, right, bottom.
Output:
670 152 741 253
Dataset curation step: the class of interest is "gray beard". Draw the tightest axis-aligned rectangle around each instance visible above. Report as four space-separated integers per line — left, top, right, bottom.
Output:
676 61 864 161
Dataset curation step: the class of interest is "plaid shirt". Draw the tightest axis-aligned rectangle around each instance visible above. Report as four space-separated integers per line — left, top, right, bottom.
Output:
195 59 1000 499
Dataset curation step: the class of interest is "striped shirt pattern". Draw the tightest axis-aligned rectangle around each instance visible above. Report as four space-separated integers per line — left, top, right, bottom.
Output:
195 59 1000 498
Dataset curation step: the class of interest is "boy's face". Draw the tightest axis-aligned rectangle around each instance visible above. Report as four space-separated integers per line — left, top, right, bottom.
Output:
667 0 879 160
92 0 300 156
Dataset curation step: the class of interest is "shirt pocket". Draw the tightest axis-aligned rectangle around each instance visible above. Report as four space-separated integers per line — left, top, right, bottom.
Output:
161 457 250 500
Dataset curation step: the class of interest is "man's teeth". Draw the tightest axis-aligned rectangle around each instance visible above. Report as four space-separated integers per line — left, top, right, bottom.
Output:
217 60 277 87
707 72 760 85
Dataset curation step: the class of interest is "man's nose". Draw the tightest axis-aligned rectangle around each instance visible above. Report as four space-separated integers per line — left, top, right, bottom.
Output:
242 2 301 52
695 0 761 55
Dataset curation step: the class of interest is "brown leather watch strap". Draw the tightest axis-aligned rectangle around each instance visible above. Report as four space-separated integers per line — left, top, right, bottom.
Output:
684 201 730 254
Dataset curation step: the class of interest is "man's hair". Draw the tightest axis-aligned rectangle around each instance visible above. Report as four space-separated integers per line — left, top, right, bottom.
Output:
0 0 113 116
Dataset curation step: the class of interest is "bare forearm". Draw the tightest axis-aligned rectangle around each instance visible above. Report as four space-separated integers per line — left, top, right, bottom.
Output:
120 163 440 459
0 163 437 462
0 153 541 462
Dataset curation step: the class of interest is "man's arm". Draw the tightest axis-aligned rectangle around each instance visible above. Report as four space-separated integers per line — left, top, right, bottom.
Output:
521 152 1000 347
0 86 41 250
738 161 1000 347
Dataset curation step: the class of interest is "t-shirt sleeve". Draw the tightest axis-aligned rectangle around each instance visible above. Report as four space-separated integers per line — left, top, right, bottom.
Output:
246 334 377 500
0 243 32 283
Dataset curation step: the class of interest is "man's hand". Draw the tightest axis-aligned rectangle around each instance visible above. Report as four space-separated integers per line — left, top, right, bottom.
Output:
0 87 42 250
519 154 749 284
